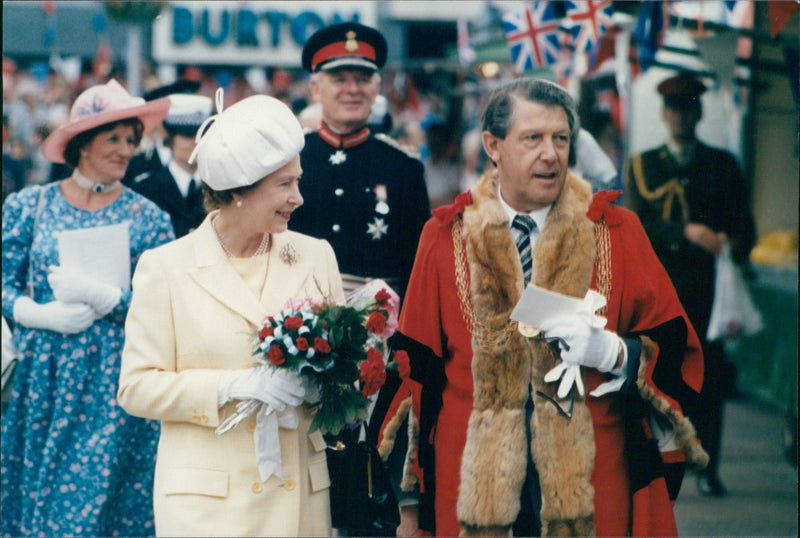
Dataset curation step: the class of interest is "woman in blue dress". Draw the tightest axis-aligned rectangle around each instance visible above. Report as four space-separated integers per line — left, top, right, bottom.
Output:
1 79 175 537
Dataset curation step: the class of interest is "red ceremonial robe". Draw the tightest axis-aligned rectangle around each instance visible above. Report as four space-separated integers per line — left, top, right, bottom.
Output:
378 171 707 536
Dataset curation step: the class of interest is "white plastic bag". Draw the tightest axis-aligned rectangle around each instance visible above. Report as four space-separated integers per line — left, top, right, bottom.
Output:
707 243 764 341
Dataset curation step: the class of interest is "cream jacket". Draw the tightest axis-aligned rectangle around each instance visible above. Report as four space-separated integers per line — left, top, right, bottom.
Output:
118 213 344 537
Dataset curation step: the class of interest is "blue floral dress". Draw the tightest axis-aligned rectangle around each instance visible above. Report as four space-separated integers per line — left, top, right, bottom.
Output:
1 182 175 537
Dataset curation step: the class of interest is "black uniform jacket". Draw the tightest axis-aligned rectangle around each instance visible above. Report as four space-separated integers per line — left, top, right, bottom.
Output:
625 141 756 337
291 128 431 301
128 166 206 239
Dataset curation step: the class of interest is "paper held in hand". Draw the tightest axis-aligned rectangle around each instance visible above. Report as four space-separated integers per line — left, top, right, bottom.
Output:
57 223 131 292
510 283 607 330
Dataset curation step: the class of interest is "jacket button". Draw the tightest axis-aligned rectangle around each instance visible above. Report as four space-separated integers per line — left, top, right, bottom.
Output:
332 224 341 232
335 188 344 196
251 482 263 494
283 479 296 491
247 422 256 433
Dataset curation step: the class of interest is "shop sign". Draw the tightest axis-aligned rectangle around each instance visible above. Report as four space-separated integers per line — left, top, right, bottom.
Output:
152 1 377 66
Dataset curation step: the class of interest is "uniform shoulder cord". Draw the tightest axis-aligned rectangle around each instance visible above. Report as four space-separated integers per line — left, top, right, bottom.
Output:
631 154 690 223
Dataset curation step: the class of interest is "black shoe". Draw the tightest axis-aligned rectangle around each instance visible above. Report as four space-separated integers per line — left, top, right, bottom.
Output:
697 473 727 497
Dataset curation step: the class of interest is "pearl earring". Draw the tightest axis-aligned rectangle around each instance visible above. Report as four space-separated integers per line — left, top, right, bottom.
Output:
236 199 243 208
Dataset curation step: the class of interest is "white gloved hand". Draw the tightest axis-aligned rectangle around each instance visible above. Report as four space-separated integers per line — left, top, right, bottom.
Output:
218 366 305 412
13 296 95 334
47 266 121 317
538 312 620 373
544 362 585 399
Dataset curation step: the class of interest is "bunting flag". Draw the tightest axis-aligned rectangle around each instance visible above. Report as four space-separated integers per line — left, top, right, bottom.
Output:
633 1 668 73
565 0 614 53
723 1 754 29
767 1 799 38
502 1 562 72
457 19 476 67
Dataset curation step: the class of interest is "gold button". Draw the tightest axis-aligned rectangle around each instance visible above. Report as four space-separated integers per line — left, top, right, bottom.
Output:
251 482 263 494
247 422 256 433
199 414 209 423
283 479 296 491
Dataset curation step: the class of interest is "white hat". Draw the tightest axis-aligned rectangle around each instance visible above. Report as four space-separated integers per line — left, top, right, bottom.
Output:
190 89 304 191
164 94 214 136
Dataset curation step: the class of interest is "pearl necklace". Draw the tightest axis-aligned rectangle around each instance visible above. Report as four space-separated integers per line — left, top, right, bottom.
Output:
71 170 121 193
212 217 270 258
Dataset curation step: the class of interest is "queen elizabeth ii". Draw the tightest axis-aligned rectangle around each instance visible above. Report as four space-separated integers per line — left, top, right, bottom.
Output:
118 91 345 537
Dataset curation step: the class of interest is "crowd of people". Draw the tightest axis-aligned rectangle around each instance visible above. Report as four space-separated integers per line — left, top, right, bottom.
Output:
2 20 755 538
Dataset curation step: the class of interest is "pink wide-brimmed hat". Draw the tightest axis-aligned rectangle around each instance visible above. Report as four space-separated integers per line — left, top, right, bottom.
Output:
42 79 170 164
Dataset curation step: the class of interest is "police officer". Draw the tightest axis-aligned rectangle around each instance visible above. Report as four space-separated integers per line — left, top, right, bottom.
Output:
128 92 213 238
290 22 430 301
624 71 756 498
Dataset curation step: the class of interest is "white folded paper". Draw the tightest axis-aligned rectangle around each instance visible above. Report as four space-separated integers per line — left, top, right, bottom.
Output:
510 284 607 329
57 223 131 292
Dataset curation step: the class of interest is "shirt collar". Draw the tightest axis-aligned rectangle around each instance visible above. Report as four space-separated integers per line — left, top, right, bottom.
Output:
318 121 371 149
498 185 551 232
168 160 195 198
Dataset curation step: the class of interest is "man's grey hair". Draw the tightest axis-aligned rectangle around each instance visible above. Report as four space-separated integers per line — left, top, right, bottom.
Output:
481 78 580 166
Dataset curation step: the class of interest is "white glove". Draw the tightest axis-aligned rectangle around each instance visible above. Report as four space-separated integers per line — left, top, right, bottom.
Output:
218 366 305 412
13 296 95 334
48 266 121 317
538 313 620 373
544 361 585 399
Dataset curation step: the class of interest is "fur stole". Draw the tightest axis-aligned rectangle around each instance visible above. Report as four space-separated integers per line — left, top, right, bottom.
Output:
457 169 597 536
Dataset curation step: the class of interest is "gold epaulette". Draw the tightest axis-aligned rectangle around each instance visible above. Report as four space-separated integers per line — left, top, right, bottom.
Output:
374 132 422 160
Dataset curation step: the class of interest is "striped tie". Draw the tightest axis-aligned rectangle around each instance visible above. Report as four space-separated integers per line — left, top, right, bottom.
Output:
512 215 536 283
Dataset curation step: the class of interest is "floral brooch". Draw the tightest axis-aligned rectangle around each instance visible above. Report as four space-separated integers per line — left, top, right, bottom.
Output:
280 243 298 266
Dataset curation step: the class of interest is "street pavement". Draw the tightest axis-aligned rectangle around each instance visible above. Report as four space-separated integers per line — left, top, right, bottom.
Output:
674 398 798 536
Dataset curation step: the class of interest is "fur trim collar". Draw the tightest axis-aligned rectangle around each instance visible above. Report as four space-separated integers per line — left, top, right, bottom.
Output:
457 169 597 535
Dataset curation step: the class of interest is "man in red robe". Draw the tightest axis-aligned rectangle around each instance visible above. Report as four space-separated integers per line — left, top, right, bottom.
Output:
378 78 708 536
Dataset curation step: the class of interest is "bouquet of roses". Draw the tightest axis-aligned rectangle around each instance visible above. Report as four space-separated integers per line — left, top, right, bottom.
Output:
216 279 406 436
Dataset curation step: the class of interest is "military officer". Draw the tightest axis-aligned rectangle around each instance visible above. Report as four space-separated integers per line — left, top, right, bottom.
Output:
128 92 213 238
290 22 430 302
624 71 756 498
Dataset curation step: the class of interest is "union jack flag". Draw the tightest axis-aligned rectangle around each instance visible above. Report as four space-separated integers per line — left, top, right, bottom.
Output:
502 2 561 72
565 0 614 53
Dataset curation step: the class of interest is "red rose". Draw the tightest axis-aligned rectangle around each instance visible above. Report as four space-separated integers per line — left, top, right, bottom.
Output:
296 337 309 351
268 345 285 365
365 311 387 334
393 350 411 380
258 325 274 340
314 337 331 354
284 316 304 331
360 348 387 396
374 289 392 306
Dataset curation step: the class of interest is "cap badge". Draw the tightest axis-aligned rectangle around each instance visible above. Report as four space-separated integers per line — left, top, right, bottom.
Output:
344 31 359 53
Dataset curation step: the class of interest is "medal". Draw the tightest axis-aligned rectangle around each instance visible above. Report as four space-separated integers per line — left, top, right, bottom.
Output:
374 184 389 215
367 217 388 240
329 150 347 165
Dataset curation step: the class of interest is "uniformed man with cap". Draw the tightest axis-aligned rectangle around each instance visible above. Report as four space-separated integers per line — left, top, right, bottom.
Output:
123 79 201 185
290 22 430 302
128 91 213 238
624 70 756 498
290 22 430 537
